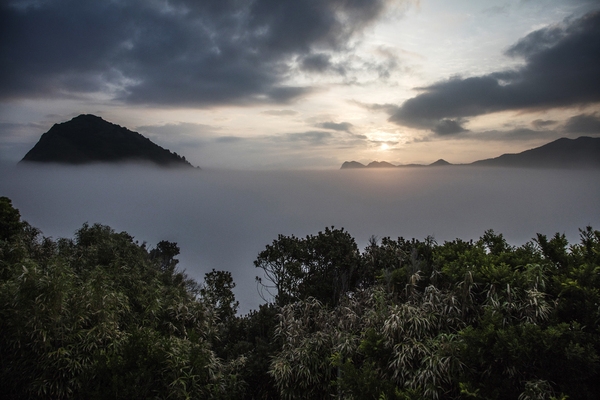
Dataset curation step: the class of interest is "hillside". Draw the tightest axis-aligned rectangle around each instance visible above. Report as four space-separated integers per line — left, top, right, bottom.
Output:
20 114 197 168
471 136 600 168
341 136 600 169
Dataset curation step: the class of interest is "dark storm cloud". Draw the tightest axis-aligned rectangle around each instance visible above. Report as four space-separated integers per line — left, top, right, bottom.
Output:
0 0 396 106
504 25 566 58
388 10 600 134
563 112 600 134
315 121 353 132
432 119 468 135
300 53 332 73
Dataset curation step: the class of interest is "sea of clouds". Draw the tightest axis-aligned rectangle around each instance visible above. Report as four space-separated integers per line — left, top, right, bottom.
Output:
2 164 599 313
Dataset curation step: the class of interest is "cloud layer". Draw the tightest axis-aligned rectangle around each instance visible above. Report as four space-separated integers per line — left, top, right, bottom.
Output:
0 0 399 106
2 164 599 312
388 10 600 134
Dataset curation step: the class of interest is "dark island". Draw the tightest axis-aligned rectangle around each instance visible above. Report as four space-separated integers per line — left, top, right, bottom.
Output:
20 114 197 168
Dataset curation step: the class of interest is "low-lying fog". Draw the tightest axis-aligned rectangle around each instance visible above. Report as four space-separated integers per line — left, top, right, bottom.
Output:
2 164 599 313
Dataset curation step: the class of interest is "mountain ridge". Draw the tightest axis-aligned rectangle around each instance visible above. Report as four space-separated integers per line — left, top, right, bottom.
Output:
341 137 600 169
20 114 197 168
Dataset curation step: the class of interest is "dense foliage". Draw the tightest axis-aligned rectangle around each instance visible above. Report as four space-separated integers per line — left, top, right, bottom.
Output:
2 196 599 399
0 197 242 399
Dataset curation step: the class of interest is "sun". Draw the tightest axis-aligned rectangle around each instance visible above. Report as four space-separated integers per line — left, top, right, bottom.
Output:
380 143 389 151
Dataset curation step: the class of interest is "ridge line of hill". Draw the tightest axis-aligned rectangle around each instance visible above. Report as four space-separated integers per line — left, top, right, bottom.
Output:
20 114 198 169
341 136 600 169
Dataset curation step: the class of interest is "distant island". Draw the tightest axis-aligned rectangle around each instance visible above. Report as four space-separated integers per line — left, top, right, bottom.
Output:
342 159 451 169
342 136 600 169
20 114 198 168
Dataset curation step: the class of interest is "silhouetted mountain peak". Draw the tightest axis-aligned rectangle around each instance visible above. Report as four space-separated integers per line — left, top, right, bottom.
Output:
470 136 600 168
341 161 367 169
429 159 451 166
341 159 453 169
341 137 600 170
367 161 396 168
20 114 197 168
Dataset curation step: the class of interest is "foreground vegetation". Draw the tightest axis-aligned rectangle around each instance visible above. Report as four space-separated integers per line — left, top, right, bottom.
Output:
1 196 599 399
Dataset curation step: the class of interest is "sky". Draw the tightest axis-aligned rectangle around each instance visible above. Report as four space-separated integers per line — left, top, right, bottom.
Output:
1 0 600 169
